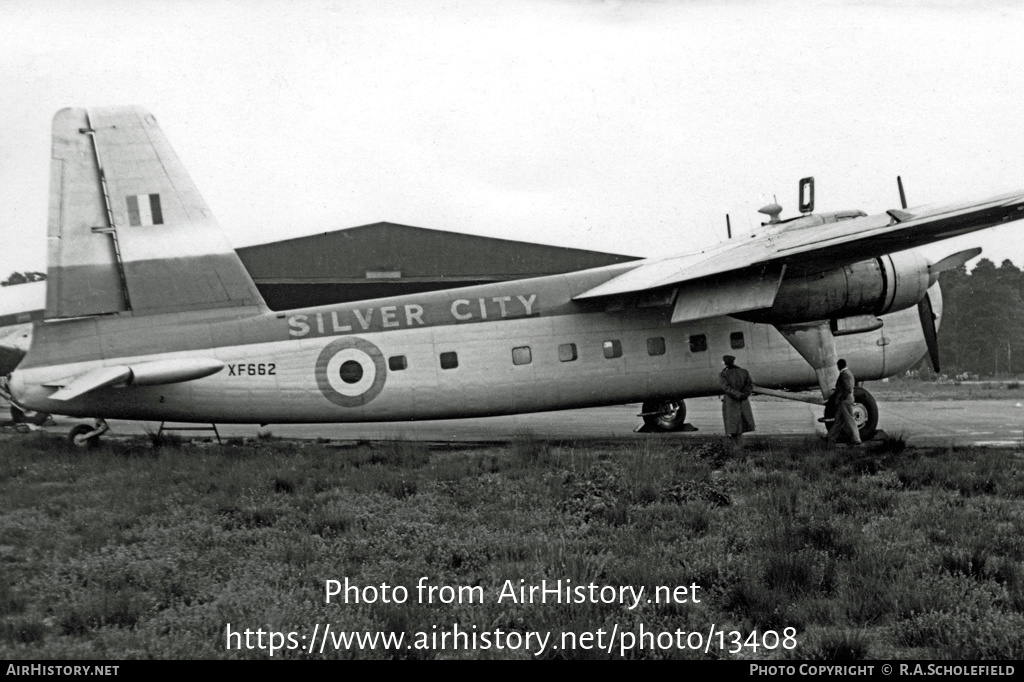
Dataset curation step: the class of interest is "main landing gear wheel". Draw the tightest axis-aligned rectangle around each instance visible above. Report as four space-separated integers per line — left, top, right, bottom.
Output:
822 387 878 442
851 387 879 441
10 405 49 426
641 399 687 432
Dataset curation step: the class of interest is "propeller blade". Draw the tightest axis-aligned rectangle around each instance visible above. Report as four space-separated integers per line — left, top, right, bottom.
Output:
917 293 940 373
928 247 982 285
898 175 907 209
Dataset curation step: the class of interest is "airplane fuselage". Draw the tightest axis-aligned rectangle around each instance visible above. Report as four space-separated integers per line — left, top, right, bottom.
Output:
11 260 933 423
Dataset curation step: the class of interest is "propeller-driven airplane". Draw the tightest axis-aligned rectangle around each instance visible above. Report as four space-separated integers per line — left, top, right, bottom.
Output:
9 106 1024 446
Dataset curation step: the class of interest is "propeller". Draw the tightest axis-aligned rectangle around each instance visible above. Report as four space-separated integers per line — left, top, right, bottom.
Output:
917 290 937 368
917 293 940 372
897 175 907 209
917 246 981 373
928 247 982 286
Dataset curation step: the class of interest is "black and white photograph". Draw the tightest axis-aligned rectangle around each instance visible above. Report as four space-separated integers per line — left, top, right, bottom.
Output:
2 0 1023 664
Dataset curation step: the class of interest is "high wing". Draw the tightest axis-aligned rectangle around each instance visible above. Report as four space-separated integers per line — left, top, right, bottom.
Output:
575 190 1024 311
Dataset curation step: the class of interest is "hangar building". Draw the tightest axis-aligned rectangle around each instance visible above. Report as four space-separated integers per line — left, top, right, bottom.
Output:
235 222 639 310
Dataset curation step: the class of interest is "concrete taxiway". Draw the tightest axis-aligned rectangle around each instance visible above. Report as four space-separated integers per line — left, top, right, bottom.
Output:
32 396 1024 447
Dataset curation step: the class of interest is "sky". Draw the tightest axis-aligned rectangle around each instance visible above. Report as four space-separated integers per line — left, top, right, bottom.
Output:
3 0 1024 278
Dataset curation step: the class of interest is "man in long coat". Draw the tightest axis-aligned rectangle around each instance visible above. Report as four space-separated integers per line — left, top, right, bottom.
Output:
720 355 755 447
826 358 862 445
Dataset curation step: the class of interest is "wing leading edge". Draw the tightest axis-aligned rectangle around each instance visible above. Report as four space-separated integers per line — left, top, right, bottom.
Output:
576 190 1024 302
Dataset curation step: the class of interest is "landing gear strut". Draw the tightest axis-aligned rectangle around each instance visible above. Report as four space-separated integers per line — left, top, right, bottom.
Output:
69 419 109 448
640 399 688 432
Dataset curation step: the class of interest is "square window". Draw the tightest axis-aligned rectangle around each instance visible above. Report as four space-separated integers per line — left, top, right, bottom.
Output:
603 340 622 359
512 346 532 365
388 355 408 371
647 337 666 356
558 343 577 362
689 334 707 353
730 332 745 349
440 351 458 369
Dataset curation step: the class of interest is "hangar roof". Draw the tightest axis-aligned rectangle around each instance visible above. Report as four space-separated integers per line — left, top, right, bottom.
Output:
236 222 639 283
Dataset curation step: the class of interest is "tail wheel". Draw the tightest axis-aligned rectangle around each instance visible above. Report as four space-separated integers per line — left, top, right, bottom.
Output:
69 423 101 449
852 387 878 441
642 399 687 432
11 405 49 426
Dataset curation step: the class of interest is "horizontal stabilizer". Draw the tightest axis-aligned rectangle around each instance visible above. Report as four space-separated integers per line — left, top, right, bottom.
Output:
124 358 225 386
45 357 224 401
47 366 131 401
670 264 785 323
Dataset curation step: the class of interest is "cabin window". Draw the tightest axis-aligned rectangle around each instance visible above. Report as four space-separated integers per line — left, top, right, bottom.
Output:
559 343 577 362
603 340 622 359
647 337 666 356
689 334 707 353
440 351 458 369
730 332 745 349
512 346 532 365
388 355 408 371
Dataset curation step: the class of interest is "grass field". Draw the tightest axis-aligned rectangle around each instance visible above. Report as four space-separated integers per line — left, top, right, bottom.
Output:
866 377 1024 402
1 430 1023 660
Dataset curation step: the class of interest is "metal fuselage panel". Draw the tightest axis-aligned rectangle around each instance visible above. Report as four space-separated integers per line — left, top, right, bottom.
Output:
11 268 930 423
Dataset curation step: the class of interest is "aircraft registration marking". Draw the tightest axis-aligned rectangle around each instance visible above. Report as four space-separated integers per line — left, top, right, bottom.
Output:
287 294 539 339
227 363 277 376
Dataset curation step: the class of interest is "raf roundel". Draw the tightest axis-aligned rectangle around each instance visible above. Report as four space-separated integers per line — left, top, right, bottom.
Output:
315 337 387 407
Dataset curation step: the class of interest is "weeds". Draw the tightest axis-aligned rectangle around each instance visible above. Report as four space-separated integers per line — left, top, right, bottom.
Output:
0 432 1022 659
511 428 550 466
804 629 870 660
2 619 45 646
144 428 183 449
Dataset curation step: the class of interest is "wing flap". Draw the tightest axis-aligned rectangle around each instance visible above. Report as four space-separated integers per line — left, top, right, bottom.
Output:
670 264 785 323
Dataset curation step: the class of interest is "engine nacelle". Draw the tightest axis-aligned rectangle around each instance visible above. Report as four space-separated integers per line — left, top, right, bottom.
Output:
748 251 931 324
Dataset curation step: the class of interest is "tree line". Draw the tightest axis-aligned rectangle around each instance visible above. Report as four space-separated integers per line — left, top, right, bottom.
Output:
936 258 1024 377
1 271 46 286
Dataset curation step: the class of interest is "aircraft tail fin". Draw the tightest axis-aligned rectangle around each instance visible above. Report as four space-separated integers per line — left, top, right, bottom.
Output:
45 106 266 318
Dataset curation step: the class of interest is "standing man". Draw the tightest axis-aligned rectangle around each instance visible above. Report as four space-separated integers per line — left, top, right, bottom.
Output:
720 355 755 448
827 358 862 445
